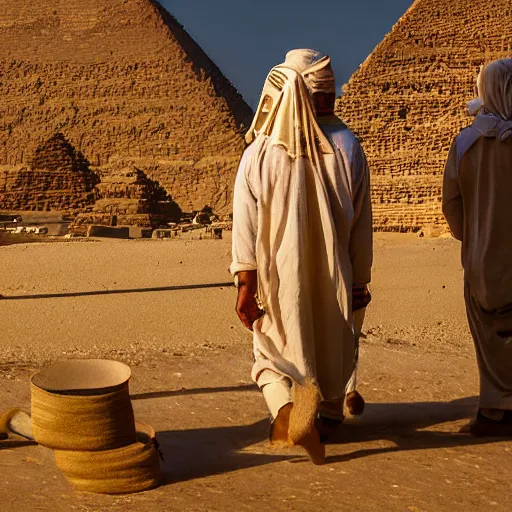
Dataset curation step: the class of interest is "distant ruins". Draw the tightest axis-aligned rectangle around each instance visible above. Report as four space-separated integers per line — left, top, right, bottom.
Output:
71 165 181 235
0 0 252 219
339 0 512 232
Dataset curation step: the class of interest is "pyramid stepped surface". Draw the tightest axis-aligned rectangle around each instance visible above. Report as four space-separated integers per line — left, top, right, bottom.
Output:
339 0 512 232
0 0 252 214
0 134 98 211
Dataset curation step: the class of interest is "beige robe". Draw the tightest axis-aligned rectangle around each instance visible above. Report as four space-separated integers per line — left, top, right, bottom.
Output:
443 114 512 410
231 118 372 416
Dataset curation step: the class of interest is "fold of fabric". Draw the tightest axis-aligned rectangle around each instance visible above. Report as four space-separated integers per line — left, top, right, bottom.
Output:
245 63 333 164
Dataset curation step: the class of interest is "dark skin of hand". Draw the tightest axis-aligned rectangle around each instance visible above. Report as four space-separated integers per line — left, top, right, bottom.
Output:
235 270 263 330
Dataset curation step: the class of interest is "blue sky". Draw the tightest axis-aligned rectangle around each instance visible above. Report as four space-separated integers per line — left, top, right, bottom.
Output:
162 0 413 107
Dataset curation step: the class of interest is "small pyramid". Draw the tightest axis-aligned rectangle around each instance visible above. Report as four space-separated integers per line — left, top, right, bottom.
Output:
0 133 98 211
31 133 90 173
70 164 182 235
339 0 512 232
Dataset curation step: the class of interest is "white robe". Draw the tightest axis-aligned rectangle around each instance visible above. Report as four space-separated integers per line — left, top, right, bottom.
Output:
231 120 372 403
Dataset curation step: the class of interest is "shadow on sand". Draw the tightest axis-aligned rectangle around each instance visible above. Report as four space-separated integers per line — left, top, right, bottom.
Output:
1 388 501 483
158 419 297 484
0 439 37 450
131 384 258 401
155 394 505 484
312 396 505 464
0 282 234 301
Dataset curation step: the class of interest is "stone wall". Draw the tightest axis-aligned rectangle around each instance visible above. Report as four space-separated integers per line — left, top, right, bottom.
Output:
338 0 512 232
0 0 252 214
0 168 97 211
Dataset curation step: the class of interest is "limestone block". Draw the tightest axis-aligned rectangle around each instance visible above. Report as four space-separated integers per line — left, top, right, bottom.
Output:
87 225 130 239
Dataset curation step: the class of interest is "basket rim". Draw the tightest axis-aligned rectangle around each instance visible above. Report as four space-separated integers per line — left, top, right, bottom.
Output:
31 359 131 394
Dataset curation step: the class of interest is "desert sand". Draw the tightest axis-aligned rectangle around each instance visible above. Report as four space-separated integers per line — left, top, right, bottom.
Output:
1 233 511 512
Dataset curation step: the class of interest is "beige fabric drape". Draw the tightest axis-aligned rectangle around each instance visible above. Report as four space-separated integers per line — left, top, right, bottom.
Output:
245 65 333 163
284 49 336 95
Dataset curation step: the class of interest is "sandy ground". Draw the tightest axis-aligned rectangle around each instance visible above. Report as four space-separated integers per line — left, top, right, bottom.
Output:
1 233 510 512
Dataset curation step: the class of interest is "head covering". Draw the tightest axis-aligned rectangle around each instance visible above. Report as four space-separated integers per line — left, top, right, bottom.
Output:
479 59 512 121
470 59 512 141
284 49 336 95
246 49 334 162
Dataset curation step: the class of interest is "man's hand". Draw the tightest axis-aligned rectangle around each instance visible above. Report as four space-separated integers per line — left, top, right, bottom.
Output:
352 285 371 312
235 270 263 330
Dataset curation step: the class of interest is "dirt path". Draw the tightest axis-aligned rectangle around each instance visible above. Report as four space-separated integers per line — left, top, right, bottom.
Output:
1 234 510 511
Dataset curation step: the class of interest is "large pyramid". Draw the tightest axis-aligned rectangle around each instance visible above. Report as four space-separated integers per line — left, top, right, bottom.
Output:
0 0 253 214
339 0 512 232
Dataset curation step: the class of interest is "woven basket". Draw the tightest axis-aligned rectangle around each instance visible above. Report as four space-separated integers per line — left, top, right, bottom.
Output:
31 360 136 451
54 422 161 494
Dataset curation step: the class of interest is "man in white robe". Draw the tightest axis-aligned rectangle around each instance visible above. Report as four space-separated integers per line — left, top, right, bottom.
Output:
231 50 373 463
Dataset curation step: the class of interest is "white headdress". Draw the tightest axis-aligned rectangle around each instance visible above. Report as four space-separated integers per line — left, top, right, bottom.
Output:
246 49 335 162
284 49 336 95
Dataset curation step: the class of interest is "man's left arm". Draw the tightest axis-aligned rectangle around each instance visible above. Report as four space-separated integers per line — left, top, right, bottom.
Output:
230 150 262 330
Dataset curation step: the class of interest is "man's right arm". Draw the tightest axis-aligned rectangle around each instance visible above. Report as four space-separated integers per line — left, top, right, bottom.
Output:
230 148 261 330
230 148 258 276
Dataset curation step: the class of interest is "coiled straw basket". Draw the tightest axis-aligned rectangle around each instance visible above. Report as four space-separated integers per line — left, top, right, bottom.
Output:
31 359 136 451
54 422 161 494
31 359 161 494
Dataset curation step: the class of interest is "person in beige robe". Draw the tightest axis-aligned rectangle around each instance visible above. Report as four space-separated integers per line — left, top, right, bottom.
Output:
443 58 512 436
230 49 373 462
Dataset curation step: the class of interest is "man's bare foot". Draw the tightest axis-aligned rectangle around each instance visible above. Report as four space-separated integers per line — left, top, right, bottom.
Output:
269 402 325 463
269 403 292 444
288 382 325 465
293 424 325 465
